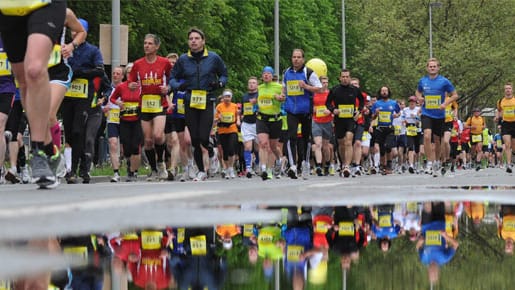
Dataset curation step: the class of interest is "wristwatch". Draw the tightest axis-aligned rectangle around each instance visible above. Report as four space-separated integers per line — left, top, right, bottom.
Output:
72 41 79 50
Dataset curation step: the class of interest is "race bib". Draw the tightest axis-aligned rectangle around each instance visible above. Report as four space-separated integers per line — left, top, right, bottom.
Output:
108 108 120 123
243 224 254 237
315 221 329 233
121 102 139 117
177 99 185 114
406 202 418 213
425 230 442 246
406 126 418 136
338 222 354 236
259 233 274 244
379 214 392 228
425 95 441 109
258 95 274 111
378 111 391 123
394 125 401 136
48 44 61 68
141 230 163 250
141 94 162 113
315 105 328 118
445 107 453 119
220 112 235 123
65 78 88 98
190 90 207 110
286 80 303 96
0 0 51 16
177 228 185 243
338 104 354 118
504 220 515 232
190 235 207 256
0 52 11 76
497 139 502 148
63 246 88 265
504 106 515 119
243 102 254 116
287 245 304 262
472 134 482 143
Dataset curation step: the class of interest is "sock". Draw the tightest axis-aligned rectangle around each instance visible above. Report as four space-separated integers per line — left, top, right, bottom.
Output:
64 147 72 171
244 150 252 169
155 143 166 163
50 122 61 149
374 152 380 167
31 141 44 153
145 148 157 171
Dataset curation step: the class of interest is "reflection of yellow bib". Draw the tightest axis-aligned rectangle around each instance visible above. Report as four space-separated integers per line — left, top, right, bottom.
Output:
243 102 253 116
406 126 417 136
258 95 273 110
406 202 418 212
220 112 235 123
0 280 11 290
379 215 392 227
378 111 391 123
141 94 162 113
338 104 354 118
315 221 329 233
63 246 88 264
471 134 482 143
177 99 185 114
0 52 11 76
190 90 207 110
122 231 139 240
108 108 120 123
425 230 442 246
65 78 88 98
338 222 354 236
425 95 441 109
177 228 185 243
0 0 51 16
243 224 254 237
141 230 163 250
286 80 303 96
48 44 61 68
287 245 304 262
315 105 328 118
190 235 207 256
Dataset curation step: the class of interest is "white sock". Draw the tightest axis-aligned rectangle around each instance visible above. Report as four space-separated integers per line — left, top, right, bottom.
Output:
64 147 72 172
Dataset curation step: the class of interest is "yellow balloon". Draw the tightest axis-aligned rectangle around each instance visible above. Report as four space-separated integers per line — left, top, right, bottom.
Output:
306 58 327 78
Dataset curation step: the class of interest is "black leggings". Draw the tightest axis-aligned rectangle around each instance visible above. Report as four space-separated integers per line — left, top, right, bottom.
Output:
185 101 214 172
219 133 238 160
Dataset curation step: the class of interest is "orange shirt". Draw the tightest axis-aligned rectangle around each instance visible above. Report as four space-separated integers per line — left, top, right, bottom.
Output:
500 215 515 241
445 97 458 122
216 224 240 238
215 102 239 134
497 97 515 122
466 116 484 135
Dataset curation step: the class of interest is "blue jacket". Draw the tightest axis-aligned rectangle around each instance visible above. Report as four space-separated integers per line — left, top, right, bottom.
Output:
283 66 319 115
170 48 228 103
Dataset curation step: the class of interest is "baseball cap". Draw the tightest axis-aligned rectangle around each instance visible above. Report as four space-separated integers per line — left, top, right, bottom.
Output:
262 66 274 75
78 18 89 32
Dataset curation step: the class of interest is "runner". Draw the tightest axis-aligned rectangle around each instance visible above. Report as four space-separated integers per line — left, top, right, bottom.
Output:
465 108 485 171
214 89 240 179
105 66 124 182
240 76 259 178
495 82 515 173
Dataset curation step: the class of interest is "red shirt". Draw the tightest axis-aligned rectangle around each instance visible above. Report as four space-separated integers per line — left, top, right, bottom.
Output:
460 127 471 143
312 91 333 123
450 120 460 143
128 249 171 289
129 56 172 109
110 81 141 122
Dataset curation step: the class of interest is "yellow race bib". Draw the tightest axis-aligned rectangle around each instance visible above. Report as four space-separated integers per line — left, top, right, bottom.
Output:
220 112 235 123
471 134 482 143
48 44 61 68
0 0 51 16
425 95 441 109
243 224 254 237
177 99 185 115
287 245 304 262
141 230 163 250
65 78 88 98
378 111 391 123
190 90 207 110
108 108 120 123
315 105 328 118
338 104 354 118
190 235 207 256
406 126 418 136
425 230 442 246
286 80 303 96
258 95 273 110
63 246 88 264
141 94 162 113
315 221 329 233
379 215 392 228
504 106 515 119
0 52 11 76
243 102 254 116
338 222 354 236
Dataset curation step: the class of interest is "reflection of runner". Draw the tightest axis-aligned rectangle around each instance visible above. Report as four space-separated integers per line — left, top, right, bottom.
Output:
496 205 515 255
0 0 66 188
0 38 15 184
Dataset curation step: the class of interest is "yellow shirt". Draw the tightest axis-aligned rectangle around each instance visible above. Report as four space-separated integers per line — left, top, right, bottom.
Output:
497 97 515 122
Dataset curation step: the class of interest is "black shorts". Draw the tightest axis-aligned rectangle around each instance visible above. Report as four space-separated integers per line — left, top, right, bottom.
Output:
334 118 356 139
0 1 66 63
5 99 22 141
0 92 13 115
353 124 365 142
165 116 186 134
421 115 444 137
49 61 72 87
501 121 515 137
256 118 282 140
450 142 459 158
107 123 120 138
461 142 470 153
396 134 407 148
443 121 453 132
120 120 143 156
140 110 166 121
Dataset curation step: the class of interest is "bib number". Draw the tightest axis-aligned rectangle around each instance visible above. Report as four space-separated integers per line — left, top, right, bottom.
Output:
141 230 163 250
220 112 235 123
141 94 162 113
315 105 328 118
190 235 207 256
338 104 354 118
425 95 441 109
287 245 304 262
63 246 88 265
472 134 482 143
190 90 207 110
406 126 417 136
286 80 303 96
65 78 88 98
0 53 11 76
258 95 273 110
425 230 442 246
378 111 391 123
108 108 120 123
243 102 254 116
338 222 354 236
379 215 392 228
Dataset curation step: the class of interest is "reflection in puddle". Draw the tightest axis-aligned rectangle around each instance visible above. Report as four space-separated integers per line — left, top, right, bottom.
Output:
3 202 515 289
431 185 515 190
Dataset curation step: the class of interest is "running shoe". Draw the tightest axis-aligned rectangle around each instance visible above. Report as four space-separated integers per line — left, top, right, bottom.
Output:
228 167 236 179
507 165 513 174
21 166 30 184
147 170 158 181
261 170 268 181
4 168 20 184
328 163 336 176
49 146 66 178
301 161 310 180
167 168 175 181
111 172 121 182
315 166 323 176
157 162 168 180
30 151 56 189
287 165 298 179
342 166 351 178
408 166 415 174
193 171 207 181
